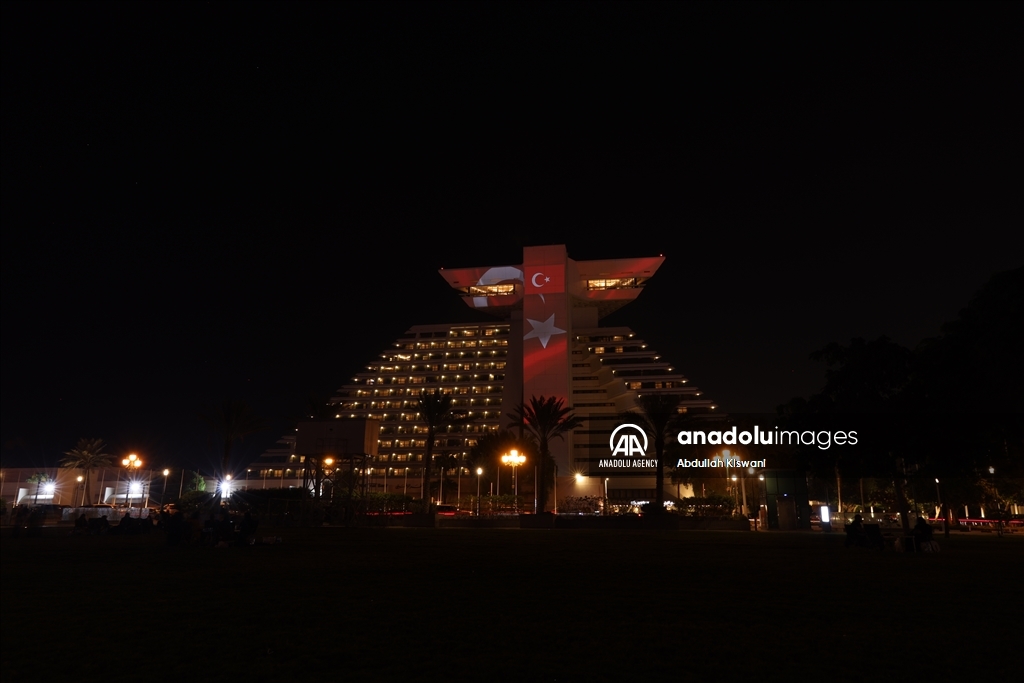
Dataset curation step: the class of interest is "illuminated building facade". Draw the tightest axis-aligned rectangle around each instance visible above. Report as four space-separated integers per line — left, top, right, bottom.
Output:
256 244 717 508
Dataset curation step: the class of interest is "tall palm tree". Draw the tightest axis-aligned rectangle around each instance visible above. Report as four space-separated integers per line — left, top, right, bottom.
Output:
60 438 113 507
415 390 473 507
199 399 269 479
509 396 583 513
622 394 685 513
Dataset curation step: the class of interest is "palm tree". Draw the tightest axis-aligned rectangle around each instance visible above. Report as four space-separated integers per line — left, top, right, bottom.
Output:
415 390 474 507
199 399 269 479
26 472 51 505
621 394 686 513
60 438 113 506
509 396 583 513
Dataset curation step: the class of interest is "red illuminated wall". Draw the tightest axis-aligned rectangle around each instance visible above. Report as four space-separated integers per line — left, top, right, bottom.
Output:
521 244 570 411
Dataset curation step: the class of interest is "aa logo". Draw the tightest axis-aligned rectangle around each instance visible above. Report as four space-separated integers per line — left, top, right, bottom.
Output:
609 424 648 457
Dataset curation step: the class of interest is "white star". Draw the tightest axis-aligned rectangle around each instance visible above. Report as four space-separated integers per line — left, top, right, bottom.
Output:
523 314 566 349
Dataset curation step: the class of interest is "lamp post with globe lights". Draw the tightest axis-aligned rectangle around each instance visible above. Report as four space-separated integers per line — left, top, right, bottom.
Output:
122 454 142 508
501 450 526 510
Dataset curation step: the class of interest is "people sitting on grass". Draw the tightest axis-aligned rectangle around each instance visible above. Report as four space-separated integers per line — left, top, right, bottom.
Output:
238 511 259 546
845 514 866 547
164 509 186 546
113 510 134 535
914 516 939 552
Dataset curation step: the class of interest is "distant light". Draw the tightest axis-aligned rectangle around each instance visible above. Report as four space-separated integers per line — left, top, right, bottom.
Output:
43 483 56 494
820 506 830 524
163 469 170 476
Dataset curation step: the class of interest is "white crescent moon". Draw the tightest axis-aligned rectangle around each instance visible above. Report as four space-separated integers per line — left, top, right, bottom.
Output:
531 272 545 287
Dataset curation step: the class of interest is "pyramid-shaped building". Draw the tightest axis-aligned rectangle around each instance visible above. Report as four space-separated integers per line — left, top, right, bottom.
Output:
251 245 717 509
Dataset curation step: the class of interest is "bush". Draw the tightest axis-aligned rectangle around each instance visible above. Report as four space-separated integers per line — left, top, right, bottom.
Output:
560 496 603 514
678 494 735 518
177 491 215 516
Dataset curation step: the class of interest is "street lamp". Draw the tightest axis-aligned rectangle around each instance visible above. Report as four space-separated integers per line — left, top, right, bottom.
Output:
758 474 766 529
221 473 232 498
162 469 170 507
77 475 85 506
501 449 526 497
321 458 335 501
476 467 483 516
987 466 1000 534
122 453 142 508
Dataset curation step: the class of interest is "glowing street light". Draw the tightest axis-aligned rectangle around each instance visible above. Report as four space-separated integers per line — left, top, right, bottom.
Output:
501 450 526 498
162 469 170 508
122 453 142 508
77 475 85 506
476 467 483 516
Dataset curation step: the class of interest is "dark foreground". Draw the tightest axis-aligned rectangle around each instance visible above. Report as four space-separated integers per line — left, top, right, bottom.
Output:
2 527 1021 682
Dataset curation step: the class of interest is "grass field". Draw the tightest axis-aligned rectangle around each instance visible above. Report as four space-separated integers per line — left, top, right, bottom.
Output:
2 526 1021 682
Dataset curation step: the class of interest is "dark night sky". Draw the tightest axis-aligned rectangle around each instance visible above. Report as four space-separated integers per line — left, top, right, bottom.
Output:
1 1 1020 471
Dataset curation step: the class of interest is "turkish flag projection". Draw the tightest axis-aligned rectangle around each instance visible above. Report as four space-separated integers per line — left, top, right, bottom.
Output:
523 264 565 296
522 245 570 405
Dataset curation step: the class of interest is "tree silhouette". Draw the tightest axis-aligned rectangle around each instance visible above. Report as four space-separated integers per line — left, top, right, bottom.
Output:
26 472 50 505
620 393 686 512
199 399 269 479
415 390 474 506
60 438 113 506
509 396 583 513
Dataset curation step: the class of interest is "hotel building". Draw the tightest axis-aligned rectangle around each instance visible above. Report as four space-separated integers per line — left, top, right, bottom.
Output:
249 244 716 508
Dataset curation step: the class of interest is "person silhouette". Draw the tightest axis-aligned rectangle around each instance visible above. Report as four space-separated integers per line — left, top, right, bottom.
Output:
846 513 866 547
